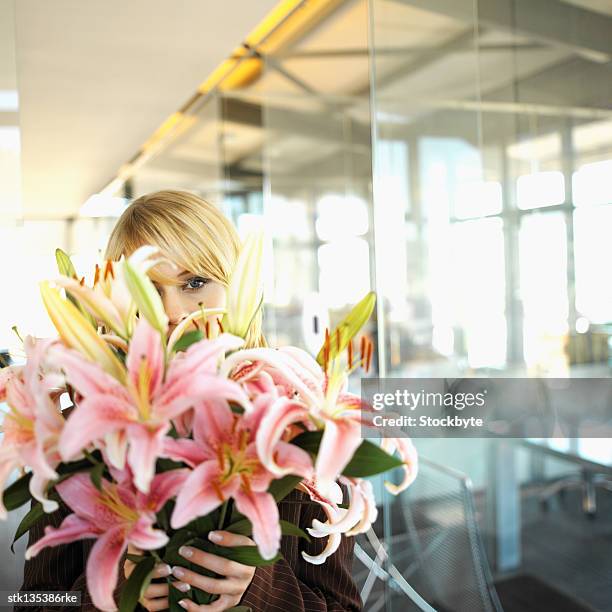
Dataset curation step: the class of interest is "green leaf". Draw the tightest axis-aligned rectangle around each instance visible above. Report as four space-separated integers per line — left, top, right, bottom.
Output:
11 502 44 552
290 431 321 455
156 458 184 472
172 330 203 353
316 291 376 366
126 553 145 564
279 519 311 541
291 431 404 477
191 513 216 536
227 518 310 542
3 473 32 511
119 555 155 612
90 462 105 491
267 474 303 502
57 455 100 475
190 537 282 567
226 518 252 536
343 439 404 477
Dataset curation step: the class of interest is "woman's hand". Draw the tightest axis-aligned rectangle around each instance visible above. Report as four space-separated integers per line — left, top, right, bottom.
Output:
171 530 256 611
122 531 257 612
124 544 172 611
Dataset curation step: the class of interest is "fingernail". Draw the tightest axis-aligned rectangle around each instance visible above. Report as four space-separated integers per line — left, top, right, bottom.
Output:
208 531 222 543
175 582 191 592
155 563 171 577
172 566 185 578
178 546 193 558
178 600 188 609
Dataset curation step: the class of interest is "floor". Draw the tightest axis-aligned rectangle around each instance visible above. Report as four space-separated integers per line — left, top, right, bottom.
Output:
501 484 612 612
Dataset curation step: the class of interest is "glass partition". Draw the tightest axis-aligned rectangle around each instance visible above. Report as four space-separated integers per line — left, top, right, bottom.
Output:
369 1 612 609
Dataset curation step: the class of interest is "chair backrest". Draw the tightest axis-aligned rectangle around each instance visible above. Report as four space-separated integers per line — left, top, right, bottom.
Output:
388 457 503 612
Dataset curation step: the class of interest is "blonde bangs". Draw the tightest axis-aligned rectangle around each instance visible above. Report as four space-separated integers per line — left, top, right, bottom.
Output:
104 190 241 286
104 190 267 348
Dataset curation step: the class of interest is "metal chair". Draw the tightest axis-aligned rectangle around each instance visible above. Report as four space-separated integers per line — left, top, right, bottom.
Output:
352 457 503 612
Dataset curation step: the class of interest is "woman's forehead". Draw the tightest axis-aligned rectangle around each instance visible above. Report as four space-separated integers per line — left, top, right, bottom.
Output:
148 259 192 285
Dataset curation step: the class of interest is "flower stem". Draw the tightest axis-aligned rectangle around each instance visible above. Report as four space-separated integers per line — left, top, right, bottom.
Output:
217 501 228 530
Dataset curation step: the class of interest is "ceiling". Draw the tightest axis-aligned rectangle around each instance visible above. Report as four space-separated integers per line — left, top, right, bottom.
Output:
11 0 277 219
127 0 612 199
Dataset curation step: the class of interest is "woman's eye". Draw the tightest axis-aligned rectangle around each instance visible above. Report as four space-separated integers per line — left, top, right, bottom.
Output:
184 277 209 291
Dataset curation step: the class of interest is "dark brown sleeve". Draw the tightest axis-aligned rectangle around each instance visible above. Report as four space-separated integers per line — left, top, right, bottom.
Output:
240 488 363 612
15 500 128 612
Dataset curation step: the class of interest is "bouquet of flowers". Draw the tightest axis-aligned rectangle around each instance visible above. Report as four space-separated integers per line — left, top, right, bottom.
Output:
0 233 417 612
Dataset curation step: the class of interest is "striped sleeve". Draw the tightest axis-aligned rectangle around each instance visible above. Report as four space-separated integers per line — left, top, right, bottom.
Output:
240 487 363 611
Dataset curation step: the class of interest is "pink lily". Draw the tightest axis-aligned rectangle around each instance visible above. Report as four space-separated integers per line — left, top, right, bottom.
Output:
25 469 188 611
0 337 65 517
220 339 377 497
53 316 249 493
164 399 313 560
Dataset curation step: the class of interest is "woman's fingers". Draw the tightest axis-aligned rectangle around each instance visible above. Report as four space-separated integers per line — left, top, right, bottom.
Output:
177 594 236 611
170 565 242 596
177 545 249 579
141 595 169 611
124 559 171 581
208 530 256 548
144 581 170 598
140 580 171 611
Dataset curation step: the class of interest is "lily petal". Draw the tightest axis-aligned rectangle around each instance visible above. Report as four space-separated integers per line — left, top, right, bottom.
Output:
126 423 169 493
380 437 418 494
256 398 310 477
128 514 169 550
314 418 363 497
161 438 210 468
233 489 281 561
126 318 164 401
145 468 190 512
58 395 135 462
49 345 127 399
25 513 99 560
170 461 236 529
86 525 126 612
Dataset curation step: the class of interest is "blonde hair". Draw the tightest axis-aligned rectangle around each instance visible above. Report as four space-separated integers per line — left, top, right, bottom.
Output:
105 189 266 348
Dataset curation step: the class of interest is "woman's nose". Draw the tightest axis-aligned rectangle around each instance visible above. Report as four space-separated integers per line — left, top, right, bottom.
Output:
162 290 189 326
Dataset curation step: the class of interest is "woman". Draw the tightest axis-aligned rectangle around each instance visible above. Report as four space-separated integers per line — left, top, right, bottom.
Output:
18 190 362 612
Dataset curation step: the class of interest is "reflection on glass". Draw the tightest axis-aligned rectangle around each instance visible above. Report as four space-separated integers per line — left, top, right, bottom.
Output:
519 212 568 372
573 160 612 206
450 218 506 369
315 194 368 240
454 180 502 219
318 237 370 309
516 171 565 210
574 206 612 324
